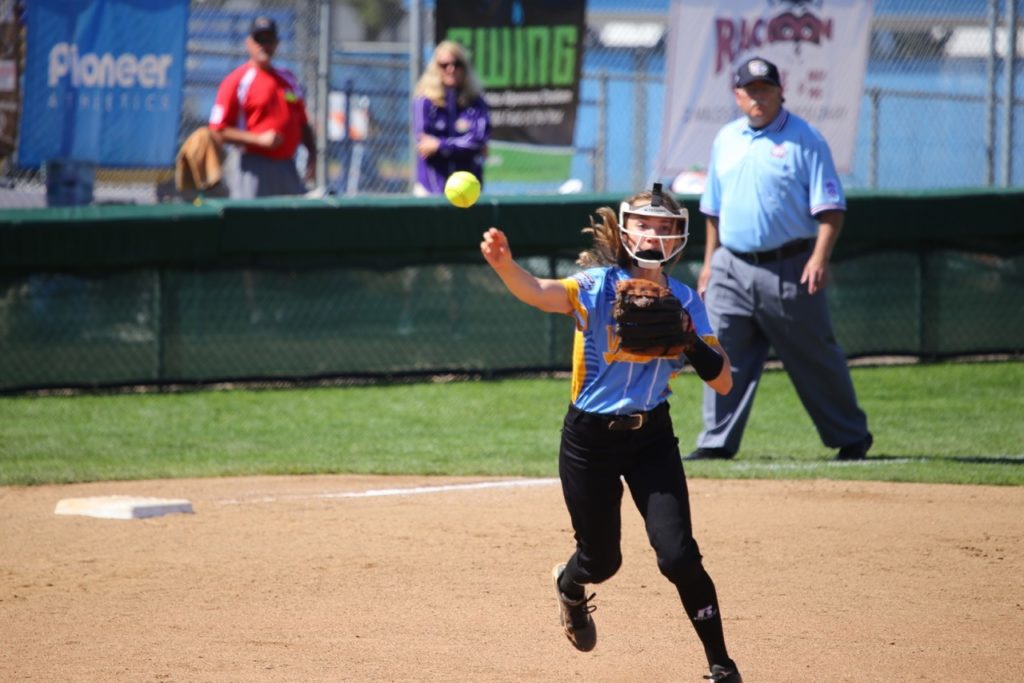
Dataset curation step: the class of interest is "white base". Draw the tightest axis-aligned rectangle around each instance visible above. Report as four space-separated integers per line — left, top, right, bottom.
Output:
54 496 194 520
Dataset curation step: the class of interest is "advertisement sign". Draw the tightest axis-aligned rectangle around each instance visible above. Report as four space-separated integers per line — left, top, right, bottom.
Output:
18 0 188 168
655 0 873 180
435 0 586 151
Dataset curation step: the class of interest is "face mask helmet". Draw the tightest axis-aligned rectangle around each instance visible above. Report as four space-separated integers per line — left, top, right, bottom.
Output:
618 183 689 269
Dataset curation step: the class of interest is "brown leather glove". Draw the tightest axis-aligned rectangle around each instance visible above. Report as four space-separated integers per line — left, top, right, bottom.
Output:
612 279 697 359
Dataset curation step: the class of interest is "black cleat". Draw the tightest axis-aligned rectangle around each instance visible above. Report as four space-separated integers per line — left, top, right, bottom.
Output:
836 432 874 461
684 447 734 461
704 663 743 682
551 564 597 652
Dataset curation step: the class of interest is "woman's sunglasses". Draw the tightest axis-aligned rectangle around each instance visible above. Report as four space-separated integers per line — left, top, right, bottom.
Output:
437 59 464 71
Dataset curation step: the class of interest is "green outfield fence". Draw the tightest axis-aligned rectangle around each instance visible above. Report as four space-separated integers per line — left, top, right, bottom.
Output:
1 189 1022 392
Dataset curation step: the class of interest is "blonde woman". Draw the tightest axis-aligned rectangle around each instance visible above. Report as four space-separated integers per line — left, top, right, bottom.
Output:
412 41 490 195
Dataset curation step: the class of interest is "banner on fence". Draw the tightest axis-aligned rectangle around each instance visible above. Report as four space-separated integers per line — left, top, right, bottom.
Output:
436 0 586 184
18 0 188 168
655 0 873 181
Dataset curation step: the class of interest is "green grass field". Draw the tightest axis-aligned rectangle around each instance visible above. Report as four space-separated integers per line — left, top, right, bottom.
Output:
1 361 1021 487
484 143 573 182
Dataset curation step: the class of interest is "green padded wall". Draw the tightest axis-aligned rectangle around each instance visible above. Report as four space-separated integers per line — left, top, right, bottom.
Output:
1 190 1021 390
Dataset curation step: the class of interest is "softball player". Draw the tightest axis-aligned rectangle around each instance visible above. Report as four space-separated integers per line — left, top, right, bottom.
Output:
480 186 743 683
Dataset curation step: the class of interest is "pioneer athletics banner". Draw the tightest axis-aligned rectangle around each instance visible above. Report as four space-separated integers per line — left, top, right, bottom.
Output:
436 0 586 185
18 0 188 168
655 0 872 181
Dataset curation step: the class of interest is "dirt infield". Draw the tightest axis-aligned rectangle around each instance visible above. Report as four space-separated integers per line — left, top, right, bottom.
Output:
1 475 1022 682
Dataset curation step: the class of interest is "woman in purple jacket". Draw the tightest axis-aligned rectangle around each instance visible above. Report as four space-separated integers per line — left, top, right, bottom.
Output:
412 41 491 196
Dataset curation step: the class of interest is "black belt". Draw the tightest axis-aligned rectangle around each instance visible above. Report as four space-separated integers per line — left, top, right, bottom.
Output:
567 402 668 432
728 238 814 265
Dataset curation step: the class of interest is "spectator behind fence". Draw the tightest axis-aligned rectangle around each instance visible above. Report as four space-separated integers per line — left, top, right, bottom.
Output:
412 40 490 196
208 17 316 198
688 56 873 463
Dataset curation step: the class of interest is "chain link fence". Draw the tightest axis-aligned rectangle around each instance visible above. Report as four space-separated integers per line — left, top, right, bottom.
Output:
1 0 1021 208
3 237 1022 393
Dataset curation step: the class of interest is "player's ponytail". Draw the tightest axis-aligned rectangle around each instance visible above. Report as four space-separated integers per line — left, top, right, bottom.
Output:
577 206 630 268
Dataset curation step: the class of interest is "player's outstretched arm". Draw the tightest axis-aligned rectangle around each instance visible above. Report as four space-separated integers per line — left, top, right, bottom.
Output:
480 228 571 314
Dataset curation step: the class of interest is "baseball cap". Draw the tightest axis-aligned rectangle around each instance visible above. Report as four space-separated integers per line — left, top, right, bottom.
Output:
249 16 278 40
735 57 781 88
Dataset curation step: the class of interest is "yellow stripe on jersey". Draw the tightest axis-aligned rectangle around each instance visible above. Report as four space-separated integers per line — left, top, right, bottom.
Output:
561 276 590 403
570 328 587 403
560 276 588 332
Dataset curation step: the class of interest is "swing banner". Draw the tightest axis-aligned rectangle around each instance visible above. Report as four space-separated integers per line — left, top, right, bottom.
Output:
435 0 586 149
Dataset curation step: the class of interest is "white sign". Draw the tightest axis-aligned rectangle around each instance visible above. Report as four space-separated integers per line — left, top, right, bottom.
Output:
655 0 873 179
328 91 370 142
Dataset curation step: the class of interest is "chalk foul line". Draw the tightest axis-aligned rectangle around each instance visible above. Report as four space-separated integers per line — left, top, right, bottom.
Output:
217 477 560 506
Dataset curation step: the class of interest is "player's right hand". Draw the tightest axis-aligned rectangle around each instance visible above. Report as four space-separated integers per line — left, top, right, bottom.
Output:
480 227 512 270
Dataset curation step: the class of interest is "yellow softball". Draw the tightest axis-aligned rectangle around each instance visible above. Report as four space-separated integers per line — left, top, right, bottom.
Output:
444 171 481 208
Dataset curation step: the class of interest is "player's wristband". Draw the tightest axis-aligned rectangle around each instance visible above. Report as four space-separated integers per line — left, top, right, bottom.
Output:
684 337 724 382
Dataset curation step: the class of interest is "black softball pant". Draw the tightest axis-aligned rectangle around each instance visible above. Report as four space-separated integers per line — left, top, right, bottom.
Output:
558 401 705 587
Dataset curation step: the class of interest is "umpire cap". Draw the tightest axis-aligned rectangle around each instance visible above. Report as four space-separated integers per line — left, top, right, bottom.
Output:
735 57 781 88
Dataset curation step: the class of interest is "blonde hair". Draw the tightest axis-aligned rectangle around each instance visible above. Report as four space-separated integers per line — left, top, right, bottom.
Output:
414 40 485 108
577 189 687 269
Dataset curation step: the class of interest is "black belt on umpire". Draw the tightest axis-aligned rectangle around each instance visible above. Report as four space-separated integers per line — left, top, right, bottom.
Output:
567 402 669 432
727 238 814 265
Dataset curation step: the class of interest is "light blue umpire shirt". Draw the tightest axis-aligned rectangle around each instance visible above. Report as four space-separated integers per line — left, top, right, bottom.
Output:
700 109 846 253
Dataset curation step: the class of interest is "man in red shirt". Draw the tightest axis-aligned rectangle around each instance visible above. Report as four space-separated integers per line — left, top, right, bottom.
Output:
209 17 317 198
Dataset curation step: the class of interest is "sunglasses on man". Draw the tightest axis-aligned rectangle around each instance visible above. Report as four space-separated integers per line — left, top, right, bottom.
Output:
253 31 278 46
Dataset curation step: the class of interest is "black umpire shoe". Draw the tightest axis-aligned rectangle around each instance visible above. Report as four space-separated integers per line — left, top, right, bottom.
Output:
704 662 743 682
551 564 597 652
835 432 874 461
684 447 734 461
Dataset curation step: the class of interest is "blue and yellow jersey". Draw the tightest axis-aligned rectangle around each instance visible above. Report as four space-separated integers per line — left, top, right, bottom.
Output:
561 266 718 415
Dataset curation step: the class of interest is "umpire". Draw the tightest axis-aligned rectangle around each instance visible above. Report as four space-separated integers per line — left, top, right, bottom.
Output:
688 56 873 462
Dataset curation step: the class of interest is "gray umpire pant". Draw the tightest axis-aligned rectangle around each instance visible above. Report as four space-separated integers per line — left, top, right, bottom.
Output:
697 245 869 454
